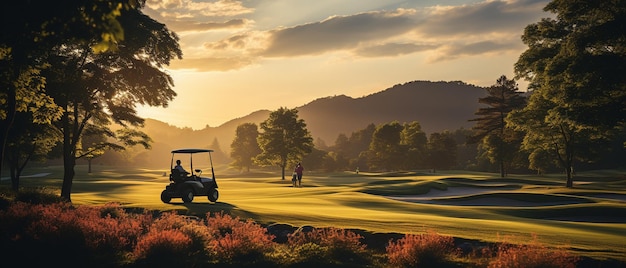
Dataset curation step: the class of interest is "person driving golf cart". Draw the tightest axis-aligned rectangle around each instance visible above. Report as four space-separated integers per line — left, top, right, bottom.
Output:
171 159 190 182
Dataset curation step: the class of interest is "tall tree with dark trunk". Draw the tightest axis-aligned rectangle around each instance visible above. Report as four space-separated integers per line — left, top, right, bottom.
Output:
256 108 313 180
0 0 132 183
512 0 626 187
42 2 181 201
468 75 526 177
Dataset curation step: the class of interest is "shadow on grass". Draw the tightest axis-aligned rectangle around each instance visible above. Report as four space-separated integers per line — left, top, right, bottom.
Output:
157 201 261 221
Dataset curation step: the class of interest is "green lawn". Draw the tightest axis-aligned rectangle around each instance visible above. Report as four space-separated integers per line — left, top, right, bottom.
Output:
4 165 626 262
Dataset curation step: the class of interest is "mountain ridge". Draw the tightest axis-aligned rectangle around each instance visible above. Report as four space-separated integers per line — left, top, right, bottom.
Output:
142 80 487 155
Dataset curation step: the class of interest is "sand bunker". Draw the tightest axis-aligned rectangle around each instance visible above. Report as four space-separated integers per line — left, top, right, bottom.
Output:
387 186 607 207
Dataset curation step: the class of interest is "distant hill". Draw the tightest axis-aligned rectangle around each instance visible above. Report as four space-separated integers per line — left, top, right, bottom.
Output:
298 80 486 143
142 80 487 157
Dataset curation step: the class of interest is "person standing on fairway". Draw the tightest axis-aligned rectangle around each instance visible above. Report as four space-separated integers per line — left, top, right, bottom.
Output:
294 162 304 187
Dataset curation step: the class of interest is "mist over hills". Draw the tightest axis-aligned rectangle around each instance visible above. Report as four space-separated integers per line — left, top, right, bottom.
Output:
143 80 487 157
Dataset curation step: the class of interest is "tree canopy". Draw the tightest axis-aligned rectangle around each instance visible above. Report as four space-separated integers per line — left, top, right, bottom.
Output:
512 0 626 187
256 108 313 180
469 75 526 177
230 123 262 173
1 0 182 200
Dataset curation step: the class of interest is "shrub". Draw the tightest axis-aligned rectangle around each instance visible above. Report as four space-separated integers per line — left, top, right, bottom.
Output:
149 211 212 263
133 229 194 267
75 203 151 254
205 212 276 265
286 227 369 266
488 236 579 268
386 230 459 267
15 187 64 204
0 202 91 265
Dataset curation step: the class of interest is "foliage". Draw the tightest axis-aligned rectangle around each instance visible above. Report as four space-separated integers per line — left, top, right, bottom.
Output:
230 123 262 172
256 107 314 179
0 0 138 201
38 2 182 201
427 131 458 171
400 121 428 169
488 235 579 268
286 227 370 266
386 231 459 268
469 75 527 177
513 0 626 187
368 121 404 171
205 212 276 264
133 229 194 266
330 123 376 171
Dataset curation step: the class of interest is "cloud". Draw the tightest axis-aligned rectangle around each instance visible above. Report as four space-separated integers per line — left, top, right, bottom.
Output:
164 18 252 32
354 42 438 57
262 9 418 57
144 0 254 32
146 0 253 17
168 57 255 71
416 0 549 37
428 40 525 62
162 0 550 71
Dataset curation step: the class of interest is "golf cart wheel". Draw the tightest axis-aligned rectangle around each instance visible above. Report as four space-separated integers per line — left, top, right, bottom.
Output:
160 190 171 203
208 188 219 202
182 188 194 203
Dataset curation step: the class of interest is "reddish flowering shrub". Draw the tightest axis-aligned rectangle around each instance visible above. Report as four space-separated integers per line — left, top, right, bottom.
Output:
133 229 193 266
150 211 212 260
75 203 150 253
386 231 459 267
488 237 579 268
286 227 369 265
288 227 366 252
205 212 275 264
0 202 90 265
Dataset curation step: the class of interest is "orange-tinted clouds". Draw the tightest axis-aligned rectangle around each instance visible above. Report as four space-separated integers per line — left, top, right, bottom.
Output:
143 0 549 71
137 0 550 128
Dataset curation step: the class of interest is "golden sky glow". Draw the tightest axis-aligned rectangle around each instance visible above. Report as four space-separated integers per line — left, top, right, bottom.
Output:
137 0 549 129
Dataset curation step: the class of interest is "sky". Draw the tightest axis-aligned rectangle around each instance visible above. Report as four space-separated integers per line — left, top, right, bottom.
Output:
137 0 552 129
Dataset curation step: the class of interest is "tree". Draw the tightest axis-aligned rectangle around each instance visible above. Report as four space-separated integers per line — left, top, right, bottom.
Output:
508 92 602 187
400 121 428 169
230 123 262 173
513 0 626 187
78 125 135 174
468 75 527 177
42 2 181 201
368 121 404 171
341 123 376 171
256 108 313 180
0 0 134 183
5 112 60 190
427 131 457 172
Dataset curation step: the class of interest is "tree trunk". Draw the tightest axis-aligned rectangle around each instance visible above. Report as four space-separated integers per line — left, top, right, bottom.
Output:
88 158 92 173
61 150 76 202
0 86 17 185
281 165 285 180
499 160 505 178
565 167 573 188
10 166 19 192
60 111 75 202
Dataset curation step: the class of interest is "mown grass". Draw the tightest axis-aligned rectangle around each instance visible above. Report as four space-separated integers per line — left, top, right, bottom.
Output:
1 165 625 266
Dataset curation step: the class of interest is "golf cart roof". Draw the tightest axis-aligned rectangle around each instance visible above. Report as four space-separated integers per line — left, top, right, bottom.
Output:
171 149 214 154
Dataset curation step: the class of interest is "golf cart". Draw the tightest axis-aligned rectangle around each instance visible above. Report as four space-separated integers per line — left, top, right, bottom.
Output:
160 148 219 203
